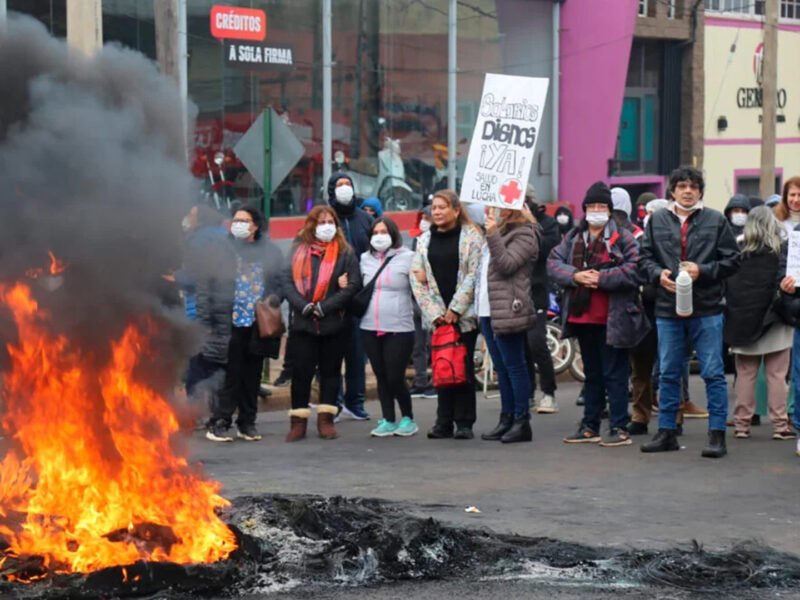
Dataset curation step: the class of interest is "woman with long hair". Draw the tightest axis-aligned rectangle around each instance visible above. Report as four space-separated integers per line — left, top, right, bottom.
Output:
726 206 794 440
206 205 283 443
360 217 418 437
282 206 361 441
773 175 800 239
477 204 539 443
410 190 483 439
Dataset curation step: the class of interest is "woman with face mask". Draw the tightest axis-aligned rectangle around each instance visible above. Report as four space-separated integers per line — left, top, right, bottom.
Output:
548 182 650 448
724 194 751 241
206 206 284 443
554 206 574 238
281 206 361 442
359 218 418 437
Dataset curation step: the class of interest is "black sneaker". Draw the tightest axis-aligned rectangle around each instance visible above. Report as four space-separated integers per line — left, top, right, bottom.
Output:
599 428 632 447
563 425 601 444
453 427 474 440
236 424 262 441
627 421 649 436
206 420 233 442
409 385 426 398
258 384 272 399
273 374 290 387
422 387 438 399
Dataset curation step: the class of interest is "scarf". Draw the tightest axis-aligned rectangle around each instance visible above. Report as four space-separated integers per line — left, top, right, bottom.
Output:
569 231 609 317
292 240 340 303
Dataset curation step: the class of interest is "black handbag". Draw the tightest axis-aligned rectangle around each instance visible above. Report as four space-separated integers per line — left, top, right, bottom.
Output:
774 290 800 328
350 255 395 318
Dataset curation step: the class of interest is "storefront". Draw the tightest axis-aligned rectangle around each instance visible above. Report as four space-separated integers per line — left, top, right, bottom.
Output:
704 14 800 209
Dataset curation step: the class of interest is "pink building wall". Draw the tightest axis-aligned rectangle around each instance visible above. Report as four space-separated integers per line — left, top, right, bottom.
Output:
559 0 638 208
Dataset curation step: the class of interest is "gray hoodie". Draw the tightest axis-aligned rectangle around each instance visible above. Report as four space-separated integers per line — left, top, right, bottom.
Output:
359 246 415 332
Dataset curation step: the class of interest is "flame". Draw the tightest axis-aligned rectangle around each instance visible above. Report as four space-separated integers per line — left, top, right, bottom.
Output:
0 284 236 575
25 251 67 280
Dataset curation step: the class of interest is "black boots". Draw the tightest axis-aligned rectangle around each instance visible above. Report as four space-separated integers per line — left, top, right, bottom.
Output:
701 429 727 458
481 413 513 441
501 415 532 444
640 428 680 453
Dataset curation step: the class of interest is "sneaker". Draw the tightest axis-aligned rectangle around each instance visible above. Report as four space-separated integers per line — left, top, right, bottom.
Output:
627 421 649 436
422 387 438 399
370 419 398 437
563 425 601 444
341 405 371 421
394 416 419 437
599 428 632 447
236 424 262 441
427 425 453 439
206 420 233 442
683 400 709 419
535 394 558 414
258 384 272 399
772 430 796 441
453 427 474 440
735 430 751 439
273 373 291 387
409 386 426 399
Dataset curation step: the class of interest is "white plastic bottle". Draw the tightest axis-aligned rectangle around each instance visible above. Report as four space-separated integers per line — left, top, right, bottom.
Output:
676 270 693 317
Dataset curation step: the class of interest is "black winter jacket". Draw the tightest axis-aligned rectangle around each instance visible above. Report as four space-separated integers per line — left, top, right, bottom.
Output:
327 172 374 256
282 243 361 337
530 209 560 310
724 194 751 238
723 249 780 347
639 207 739 319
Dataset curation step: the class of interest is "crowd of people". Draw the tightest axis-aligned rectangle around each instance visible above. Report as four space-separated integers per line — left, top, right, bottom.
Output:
177 167 800 460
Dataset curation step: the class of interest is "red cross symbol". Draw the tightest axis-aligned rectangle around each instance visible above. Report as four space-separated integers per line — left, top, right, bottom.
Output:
499 179 523 206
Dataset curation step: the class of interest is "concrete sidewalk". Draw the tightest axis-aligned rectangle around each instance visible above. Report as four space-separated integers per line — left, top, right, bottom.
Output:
188 376 800 556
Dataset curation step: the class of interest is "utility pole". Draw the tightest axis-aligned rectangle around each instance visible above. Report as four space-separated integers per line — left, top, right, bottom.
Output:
154 0 188 159
759 0 778 199
67 0 103 55
322 0 332 189
447 0 457 190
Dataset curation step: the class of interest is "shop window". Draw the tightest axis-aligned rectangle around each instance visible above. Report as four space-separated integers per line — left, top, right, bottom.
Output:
736 175 781 197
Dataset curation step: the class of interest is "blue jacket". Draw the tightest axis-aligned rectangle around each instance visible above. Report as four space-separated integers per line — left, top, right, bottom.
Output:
327 172 374 256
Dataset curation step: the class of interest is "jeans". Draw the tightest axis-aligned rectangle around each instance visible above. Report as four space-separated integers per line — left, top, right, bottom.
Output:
338 318 366 409
363 331 415 422
656 314 728 431
791 329 800 431
212 326 264 428
574 324 630 432
525 310 556 396
291 328 350 409
480 318 531 418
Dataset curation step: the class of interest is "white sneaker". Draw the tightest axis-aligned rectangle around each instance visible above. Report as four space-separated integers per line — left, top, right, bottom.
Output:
536 394 558 414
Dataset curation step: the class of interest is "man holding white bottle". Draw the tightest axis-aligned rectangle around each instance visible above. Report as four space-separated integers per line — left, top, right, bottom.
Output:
638 167 739 458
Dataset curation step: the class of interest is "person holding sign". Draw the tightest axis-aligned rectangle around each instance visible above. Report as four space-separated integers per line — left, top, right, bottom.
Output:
639 167 739 458
548 182 648 449
410 190 483 440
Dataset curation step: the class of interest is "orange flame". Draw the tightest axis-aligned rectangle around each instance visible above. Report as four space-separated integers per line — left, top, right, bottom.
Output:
0 284 236 574
25 251 67 280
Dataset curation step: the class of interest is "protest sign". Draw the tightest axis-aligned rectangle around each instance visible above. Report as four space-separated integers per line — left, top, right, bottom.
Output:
786 231 800 283
460 74 549 210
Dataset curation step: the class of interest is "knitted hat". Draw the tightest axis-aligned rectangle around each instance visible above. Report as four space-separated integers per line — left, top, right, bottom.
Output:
611 187 632 217
582 181 613 209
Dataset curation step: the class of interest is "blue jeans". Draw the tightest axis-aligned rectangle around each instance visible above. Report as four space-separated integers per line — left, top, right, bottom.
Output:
574 324 630 432
480 318 531 418
656 314 728 431
338 318 366 409
791 329 800 431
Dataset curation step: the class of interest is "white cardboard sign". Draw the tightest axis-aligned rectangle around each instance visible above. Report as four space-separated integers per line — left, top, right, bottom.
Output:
786 231 800 283
460 74 549 210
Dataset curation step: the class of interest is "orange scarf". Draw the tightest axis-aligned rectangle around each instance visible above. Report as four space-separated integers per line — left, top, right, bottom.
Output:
292 241 340 303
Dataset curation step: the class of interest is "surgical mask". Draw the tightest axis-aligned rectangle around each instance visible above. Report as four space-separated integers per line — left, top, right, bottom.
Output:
181 216 192 232
335 185 354 205
585 212 609 228
556 214 570 226
231 222 251 239
730 213 747 227
371 233 392 252
419 219 431 233
315 223 336 242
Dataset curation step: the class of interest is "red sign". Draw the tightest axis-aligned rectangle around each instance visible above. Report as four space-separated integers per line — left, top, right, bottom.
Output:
210 5 266 41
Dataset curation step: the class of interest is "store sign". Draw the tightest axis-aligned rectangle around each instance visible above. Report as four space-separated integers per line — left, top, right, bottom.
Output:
736 42 788 109
225 42 294 71
460 74 549 210
210 5 266 41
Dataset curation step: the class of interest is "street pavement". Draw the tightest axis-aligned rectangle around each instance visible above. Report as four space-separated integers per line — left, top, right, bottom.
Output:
189 376 800 557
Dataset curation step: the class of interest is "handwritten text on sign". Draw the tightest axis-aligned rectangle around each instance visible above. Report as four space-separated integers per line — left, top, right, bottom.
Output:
460 74 549 210
786 231 800 284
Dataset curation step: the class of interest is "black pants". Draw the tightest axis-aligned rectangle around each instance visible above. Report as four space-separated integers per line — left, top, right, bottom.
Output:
526 311 557 395
186 353 226 413
213 326 264 428
435 329 478 430
363 331 415 422
290 328 349 409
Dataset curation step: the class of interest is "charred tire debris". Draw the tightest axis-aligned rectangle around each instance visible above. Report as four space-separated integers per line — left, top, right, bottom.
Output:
0 494 798 598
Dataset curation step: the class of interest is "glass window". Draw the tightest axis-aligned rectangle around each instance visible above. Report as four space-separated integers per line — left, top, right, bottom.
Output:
782 0 800 20
8 0 66 37
667 0 676 18
639 0 648 16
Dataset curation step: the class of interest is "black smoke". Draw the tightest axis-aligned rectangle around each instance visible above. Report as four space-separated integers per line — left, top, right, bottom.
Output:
0 16 200 378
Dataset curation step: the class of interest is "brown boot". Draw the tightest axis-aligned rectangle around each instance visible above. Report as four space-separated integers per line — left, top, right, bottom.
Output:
286 409 310 442
317 405 339 440
683 399 709 418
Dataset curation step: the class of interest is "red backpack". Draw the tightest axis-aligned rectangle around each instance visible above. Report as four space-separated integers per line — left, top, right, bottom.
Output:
431 324 469 388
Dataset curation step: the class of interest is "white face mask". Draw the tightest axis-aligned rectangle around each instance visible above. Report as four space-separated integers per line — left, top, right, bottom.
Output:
556 214 570 226
315 223 337 242
231 222 252 239
181 216 193 233
419 219 431 233
730 213 748 227
585 212 609 228
371 233 392 252
335 185 354 205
